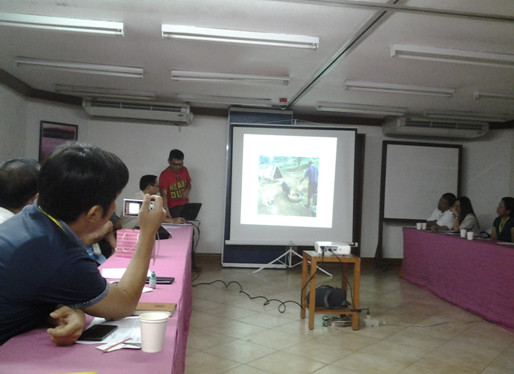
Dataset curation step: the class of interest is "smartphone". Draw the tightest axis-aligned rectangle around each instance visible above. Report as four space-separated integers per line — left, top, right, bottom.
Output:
145 276 175 284
78 324 118 341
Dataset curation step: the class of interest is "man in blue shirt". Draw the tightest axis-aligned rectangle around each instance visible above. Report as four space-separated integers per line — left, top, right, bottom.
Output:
300 160 319 208
0 143 165 346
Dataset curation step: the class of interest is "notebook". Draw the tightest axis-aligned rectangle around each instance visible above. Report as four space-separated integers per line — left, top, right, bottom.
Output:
179 203 202 221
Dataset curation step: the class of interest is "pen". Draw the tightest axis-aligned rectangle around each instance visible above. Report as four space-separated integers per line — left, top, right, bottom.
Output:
101 337 132 353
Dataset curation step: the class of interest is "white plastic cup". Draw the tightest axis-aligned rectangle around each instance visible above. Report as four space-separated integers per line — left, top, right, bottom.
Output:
421 222 427 230
139 312 170 353
460 229 467 238
467 231 474 240
416 222 423 230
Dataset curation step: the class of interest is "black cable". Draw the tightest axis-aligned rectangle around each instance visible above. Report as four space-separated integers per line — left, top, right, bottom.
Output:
193 280 301 313
188 220 201 252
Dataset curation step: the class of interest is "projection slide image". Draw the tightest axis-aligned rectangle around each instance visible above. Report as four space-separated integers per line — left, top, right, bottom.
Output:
240 133 336 228
258 156 319 217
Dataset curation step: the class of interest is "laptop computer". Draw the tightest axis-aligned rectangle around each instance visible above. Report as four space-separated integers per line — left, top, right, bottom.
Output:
179 203 202 221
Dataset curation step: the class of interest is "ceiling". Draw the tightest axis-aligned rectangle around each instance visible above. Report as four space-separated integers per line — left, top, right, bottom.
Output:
1 0 513 124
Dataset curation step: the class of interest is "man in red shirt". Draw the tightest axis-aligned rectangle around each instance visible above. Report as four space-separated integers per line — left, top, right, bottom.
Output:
159 149 191 218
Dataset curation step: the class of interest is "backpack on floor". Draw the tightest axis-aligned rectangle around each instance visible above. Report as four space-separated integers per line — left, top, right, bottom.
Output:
308 285 349 309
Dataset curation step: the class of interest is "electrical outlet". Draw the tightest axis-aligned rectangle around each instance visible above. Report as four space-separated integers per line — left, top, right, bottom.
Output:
364 315 379 327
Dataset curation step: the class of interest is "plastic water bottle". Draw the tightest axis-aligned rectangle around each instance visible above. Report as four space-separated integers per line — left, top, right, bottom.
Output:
149 271 157 289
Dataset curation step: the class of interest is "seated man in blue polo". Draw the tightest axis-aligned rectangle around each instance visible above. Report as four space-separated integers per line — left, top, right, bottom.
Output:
0 143 165 346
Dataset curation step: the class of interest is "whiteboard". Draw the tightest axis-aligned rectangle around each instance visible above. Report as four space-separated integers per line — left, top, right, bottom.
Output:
383 142 461 220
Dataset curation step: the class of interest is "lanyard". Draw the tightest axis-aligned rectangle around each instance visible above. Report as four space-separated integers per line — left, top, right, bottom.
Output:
499 216 509 234
39 206 65 232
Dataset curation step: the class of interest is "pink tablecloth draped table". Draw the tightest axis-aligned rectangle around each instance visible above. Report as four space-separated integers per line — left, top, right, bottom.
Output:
402 228 514 332
0 224 193 374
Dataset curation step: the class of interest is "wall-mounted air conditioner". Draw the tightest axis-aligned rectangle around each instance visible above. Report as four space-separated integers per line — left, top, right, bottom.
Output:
383 117 489 139
83 98 193 125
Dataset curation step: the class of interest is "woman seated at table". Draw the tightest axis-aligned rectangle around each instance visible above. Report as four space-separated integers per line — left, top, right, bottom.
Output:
450 196 479 235
491 196 514 242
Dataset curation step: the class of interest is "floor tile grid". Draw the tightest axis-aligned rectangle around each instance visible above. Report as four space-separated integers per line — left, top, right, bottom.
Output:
185 259 514 374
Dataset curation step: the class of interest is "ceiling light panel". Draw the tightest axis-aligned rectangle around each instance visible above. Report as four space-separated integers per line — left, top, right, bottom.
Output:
344 80 454 97
178 94 273 107
171 71 289 86
474 90 514 101
0 12 123 35
55 84 155 100
15 57 143 78
162 25 319 50
316 102 406 116
391 44 514 68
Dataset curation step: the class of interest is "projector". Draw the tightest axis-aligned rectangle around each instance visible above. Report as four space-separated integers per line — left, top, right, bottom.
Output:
314 241 351 255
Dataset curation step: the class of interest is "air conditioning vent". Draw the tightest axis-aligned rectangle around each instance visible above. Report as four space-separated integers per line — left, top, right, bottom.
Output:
383 117 489 139
83 98 193 124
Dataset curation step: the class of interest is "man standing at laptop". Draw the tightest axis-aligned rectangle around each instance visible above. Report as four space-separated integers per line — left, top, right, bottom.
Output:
159 149 191 218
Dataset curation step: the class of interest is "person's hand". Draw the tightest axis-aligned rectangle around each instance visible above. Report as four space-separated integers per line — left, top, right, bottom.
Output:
173 217 187 224
180 189 190 200
81 220 114 246
450 206 458 216
138 194 166 234
47 306 85 346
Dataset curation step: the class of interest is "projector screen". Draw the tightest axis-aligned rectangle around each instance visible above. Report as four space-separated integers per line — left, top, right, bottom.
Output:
226 125 356 246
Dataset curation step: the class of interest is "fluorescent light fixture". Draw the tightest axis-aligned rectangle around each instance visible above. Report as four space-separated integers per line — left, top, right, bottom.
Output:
391 44 514 68
171 70 289 86
55 84 155 100
316 102 406 116
162 25 319 50
15 57 143 78
0 12 123 35
474 90 514 101
424 111 509 122
344 80 454 97
178 94 272 107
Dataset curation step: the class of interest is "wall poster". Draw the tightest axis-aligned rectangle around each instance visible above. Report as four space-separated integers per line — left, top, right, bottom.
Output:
39 121 78 162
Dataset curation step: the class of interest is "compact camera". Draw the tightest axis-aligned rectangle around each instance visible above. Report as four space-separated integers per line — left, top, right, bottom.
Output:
123 198 154 216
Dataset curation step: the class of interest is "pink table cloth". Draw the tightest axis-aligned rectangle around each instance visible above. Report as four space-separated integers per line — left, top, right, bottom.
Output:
402 228 514 332
0 224 193 374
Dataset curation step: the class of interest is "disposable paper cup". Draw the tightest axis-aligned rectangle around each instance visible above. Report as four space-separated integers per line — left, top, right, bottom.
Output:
416 222 422 230
421 222 427 230
139 312 170 353
467 231 474 240
460 229 467 238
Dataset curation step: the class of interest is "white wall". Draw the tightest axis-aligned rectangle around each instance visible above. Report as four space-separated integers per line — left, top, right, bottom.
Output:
0 85 27 160
1 84 513 257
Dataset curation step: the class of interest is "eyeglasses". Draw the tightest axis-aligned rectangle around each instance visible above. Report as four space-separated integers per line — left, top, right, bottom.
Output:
171 161 183 167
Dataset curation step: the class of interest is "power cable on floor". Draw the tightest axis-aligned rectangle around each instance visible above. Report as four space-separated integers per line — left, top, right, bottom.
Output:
193 279 301 313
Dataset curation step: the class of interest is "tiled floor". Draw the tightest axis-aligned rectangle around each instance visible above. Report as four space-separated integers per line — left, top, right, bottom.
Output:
185 257 513 374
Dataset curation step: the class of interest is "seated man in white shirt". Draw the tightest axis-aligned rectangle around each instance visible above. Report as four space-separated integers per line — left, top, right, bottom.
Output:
426 192 457 231
120 175 186 229
0 158 39 225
